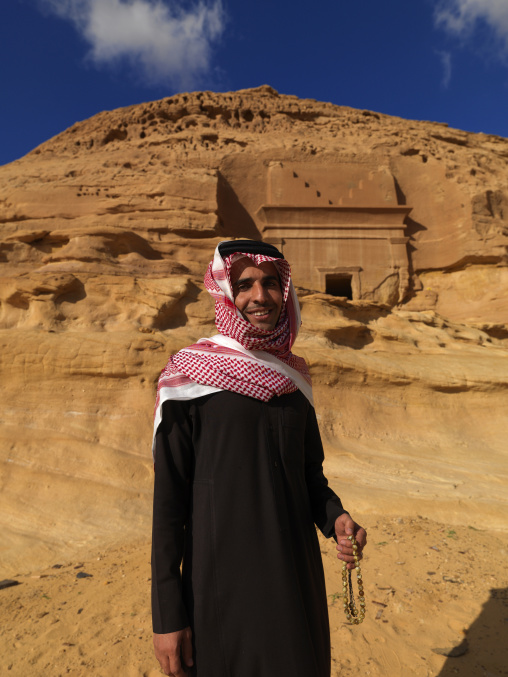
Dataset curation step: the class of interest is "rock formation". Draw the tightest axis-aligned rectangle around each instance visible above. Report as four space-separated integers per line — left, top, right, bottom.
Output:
1 86 507 574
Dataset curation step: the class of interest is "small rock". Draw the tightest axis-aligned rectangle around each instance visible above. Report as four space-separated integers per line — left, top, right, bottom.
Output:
432 638 468 657
76 571 93 579
0 579 20 591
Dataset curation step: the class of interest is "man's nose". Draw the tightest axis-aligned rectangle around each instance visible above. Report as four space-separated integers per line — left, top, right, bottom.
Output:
252 281 269 303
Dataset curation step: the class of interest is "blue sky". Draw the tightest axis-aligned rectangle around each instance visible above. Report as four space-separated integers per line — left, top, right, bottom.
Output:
1 0 508 166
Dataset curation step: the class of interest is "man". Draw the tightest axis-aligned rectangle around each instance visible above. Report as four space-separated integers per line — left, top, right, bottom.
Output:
151 240 367 677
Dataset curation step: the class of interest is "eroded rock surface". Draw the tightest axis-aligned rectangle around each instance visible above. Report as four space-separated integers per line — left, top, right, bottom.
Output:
1 86 507 574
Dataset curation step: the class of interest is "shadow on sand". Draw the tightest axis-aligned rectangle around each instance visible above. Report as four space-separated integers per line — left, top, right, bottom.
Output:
436 587 508 677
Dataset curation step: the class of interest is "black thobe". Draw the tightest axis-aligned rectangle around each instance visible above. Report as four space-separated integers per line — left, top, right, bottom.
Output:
152 389 346 677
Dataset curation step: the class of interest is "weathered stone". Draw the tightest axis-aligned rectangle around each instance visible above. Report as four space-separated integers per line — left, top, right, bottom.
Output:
0 87 507 576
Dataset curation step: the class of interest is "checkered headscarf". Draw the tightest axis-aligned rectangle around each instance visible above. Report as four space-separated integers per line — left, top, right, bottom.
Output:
204 247 298 358
154 241 311 423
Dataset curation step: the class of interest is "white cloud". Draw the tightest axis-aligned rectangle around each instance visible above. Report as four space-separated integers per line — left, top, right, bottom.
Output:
39 0 225 88
435 0 508 52
436 50 452 87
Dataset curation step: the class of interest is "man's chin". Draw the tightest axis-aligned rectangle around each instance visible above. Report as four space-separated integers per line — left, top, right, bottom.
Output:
252 321 275 331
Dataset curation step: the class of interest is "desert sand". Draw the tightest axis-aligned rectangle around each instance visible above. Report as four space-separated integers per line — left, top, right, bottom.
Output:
1 517 507 677
1 86 507 675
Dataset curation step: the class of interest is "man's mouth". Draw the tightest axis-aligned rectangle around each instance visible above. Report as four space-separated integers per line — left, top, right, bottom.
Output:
247 309 272 317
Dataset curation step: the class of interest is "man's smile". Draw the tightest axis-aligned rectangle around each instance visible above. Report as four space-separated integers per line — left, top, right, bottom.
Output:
243 306 278 329
247 308 273 316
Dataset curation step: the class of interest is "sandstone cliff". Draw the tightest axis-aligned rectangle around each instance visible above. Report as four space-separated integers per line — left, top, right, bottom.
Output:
1 86 507 575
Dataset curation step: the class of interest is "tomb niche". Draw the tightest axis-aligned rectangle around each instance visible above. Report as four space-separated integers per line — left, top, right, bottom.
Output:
256 162 412 305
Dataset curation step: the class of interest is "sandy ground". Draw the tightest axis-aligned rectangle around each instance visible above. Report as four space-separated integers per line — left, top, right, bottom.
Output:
1 514 507 677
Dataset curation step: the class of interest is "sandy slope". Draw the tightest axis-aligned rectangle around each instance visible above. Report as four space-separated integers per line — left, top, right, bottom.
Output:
1 513 507 677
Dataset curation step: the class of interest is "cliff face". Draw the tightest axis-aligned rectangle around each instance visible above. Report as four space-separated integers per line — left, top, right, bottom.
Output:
1 86 507 574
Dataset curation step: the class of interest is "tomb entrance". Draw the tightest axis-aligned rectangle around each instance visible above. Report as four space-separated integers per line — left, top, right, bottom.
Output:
255 162 412 304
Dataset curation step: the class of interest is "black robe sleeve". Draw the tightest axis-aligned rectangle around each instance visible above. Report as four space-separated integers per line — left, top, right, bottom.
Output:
304 405 347 538
151 399 193 634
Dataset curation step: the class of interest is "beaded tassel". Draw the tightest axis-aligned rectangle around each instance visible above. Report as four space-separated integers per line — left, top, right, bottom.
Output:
342 534 366 624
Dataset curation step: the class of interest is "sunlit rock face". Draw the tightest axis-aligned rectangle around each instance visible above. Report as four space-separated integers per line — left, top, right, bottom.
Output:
1 86 507 574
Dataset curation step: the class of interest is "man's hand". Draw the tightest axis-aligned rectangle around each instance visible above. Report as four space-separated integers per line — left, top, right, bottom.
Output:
153 627 193 676
334 513 367 570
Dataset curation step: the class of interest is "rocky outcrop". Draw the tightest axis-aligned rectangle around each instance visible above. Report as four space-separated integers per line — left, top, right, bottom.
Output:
0 86 507 575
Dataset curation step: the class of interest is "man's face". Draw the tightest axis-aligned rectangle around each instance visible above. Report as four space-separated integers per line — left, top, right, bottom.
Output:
230 258 283 331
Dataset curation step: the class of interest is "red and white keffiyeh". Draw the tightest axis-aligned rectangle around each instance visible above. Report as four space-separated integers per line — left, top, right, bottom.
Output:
152 241 313 455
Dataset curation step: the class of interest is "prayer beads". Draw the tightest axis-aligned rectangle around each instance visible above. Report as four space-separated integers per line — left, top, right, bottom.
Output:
341 534 366 624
